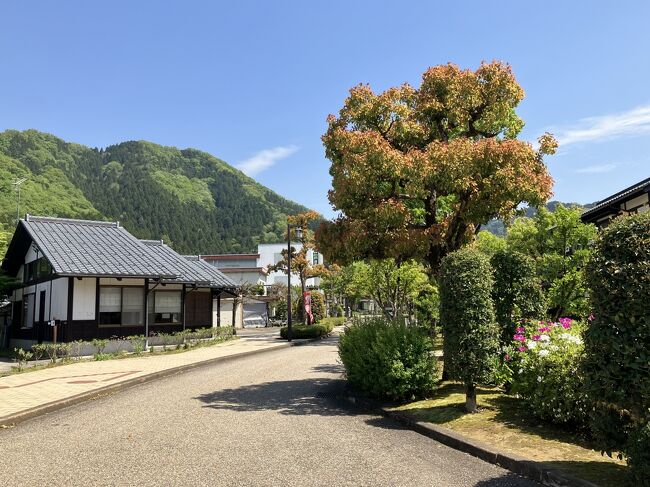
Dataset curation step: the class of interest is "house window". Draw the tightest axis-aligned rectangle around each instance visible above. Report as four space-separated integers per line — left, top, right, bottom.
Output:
151 291 182 324
23 293 35 328
312 252 319 265
23 257 53 283
99 287 144 326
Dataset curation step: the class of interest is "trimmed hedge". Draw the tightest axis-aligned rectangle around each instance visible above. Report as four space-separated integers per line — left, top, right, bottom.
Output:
338 317 438 402
491 249 544 347
280 321 335 339
584 212 650 484
440 248 500 412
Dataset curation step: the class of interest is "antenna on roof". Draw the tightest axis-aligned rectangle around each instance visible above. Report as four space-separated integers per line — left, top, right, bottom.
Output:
12 178 27 223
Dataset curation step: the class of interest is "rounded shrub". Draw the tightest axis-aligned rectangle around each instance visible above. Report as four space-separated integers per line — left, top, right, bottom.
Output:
491 249 544 347
584 212 650 483
338 317 438 402
440 247 499 412
509 317 589 428
280 322 334 339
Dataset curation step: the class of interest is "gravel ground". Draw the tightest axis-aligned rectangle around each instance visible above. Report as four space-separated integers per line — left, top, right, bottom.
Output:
0 335 539 487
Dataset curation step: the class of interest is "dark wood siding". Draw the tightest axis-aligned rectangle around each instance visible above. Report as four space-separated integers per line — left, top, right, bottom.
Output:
185 292 212 329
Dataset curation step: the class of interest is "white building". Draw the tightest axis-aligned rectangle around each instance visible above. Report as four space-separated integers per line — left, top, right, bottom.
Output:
257 243 323 288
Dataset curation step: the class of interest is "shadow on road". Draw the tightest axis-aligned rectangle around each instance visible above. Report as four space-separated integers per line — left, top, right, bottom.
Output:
195 377 354 417
473 473 540 486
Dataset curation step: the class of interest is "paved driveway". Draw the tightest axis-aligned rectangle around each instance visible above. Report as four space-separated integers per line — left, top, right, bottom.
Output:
0 335 538 487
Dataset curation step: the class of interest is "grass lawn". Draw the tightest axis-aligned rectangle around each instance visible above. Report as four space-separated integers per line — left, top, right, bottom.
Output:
393 382 627 487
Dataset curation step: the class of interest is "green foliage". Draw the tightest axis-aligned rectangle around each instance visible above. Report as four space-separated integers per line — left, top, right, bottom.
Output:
473 231 507 257
491 249 544 347
506 204 597 319
584 212 650 481
0 129 310 254
509 318 588 428
293 292 325 323
440 248 499 411
320 317 345 327
280 321 335 339
338 317 438 402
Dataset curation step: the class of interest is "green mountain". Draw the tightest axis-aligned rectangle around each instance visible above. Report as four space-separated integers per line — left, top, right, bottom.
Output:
0 129 310 256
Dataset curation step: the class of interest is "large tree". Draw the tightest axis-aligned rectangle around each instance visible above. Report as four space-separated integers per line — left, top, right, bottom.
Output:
317 61 557 273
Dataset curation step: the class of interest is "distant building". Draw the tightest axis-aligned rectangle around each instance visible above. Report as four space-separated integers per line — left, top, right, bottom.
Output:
258 242 323 288
581 176 650 228
200 253 267 287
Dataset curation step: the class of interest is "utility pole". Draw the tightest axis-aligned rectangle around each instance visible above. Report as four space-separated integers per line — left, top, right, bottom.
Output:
12 178 27 223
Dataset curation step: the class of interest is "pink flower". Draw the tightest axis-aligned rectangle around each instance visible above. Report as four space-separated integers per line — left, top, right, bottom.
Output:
516 327 526 333
532 335 541 341
558 317 573 329
518 346 528 352
505 354 511 361
538 326 551 333
513 334 526 342
588 314 595 321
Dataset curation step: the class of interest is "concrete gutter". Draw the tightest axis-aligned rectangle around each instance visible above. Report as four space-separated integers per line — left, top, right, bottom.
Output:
0 337 318 428
341 393 600 487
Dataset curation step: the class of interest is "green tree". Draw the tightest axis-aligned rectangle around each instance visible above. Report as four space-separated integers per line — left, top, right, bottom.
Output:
440 248 499 413
317 61 556 274
506 204 597 318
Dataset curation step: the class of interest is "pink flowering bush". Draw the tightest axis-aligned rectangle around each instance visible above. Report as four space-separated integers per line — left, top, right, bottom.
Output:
508 317 589 428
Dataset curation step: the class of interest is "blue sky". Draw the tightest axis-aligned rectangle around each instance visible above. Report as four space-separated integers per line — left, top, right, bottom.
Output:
1 1 649 218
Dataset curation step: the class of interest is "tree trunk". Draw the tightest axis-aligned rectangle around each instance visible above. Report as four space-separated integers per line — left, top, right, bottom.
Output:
465 383 478 413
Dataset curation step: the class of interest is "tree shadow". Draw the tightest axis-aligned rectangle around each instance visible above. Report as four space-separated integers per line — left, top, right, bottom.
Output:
310 363 344 375
195 377 355 417
473 472 540 486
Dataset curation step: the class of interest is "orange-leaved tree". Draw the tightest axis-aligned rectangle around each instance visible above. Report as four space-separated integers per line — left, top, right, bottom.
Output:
316 61 557 274
268 211 327 323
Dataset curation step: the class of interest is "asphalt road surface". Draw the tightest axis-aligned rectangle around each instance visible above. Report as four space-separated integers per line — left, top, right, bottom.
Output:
0 335 539 487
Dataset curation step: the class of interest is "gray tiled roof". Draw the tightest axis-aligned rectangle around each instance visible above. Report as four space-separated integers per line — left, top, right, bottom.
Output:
22 216 179 279
142 241 237 288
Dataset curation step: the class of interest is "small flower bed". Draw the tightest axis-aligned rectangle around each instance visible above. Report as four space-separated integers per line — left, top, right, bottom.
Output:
508 317 590 428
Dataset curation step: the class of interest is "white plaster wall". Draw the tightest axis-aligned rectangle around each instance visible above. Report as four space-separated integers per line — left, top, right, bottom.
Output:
50 278 68 321
213 298 243 328
73 278 96 320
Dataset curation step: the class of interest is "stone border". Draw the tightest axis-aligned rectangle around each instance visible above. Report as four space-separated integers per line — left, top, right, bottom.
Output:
341 393 600 487
0 338 317 428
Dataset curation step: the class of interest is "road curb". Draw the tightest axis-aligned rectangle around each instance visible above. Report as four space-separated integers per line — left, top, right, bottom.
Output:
341 393 599 487
0 337 317 428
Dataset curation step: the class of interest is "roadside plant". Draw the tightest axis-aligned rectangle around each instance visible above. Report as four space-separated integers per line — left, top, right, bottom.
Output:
584 212 650 484
13 348 33 371
91 338 108 355
128 335 145 355
30 343 47 361
440 248 499 413
509 317 588 428
338 317 438 402
43 343 59 363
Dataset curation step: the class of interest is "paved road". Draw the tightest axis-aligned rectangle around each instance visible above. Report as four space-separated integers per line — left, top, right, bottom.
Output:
0 335 538 487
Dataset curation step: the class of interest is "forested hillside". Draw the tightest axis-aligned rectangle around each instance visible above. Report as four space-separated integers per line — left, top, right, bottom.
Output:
0 130 310 256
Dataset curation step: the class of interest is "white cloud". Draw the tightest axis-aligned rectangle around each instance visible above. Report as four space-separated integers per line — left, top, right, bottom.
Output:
236 145 298 176
575 163 617 174
554 104 650 146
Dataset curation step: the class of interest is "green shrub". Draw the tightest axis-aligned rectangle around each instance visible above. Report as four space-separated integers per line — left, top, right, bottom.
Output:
13 348 33 371
320 317 345 327
509 317 588 428
584 212 650 483
280 321 334 339
491 249 544 347
440 248 499 412
338 317 438 402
